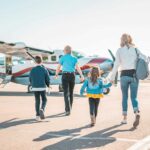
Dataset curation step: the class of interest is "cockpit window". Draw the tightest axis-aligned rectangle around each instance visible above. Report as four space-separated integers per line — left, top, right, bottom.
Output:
72 51 85 59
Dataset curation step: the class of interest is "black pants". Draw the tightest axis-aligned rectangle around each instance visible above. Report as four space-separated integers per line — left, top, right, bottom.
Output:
89 98 100 117
62 73 75 112
34 91 47 116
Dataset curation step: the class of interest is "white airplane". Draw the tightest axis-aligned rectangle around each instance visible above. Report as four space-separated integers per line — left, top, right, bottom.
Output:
0 41 114 94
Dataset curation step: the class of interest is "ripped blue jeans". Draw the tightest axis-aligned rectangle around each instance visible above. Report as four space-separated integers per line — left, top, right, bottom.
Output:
120 76 139 115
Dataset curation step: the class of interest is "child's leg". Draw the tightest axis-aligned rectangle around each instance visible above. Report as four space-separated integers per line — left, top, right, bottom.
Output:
89 98 95 116
94 98 100 118
40 91 47 111
34 91 40 116
39 91 47 119
89 98 96 126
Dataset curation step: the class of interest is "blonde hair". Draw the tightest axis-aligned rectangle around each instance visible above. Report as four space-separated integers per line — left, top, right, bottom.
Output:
120 33 135 48
64 45 72 54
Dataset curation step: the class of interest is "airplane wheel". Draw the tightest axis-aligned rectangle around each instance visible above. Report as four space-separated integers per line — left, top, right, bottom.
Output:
27 85 32 93
103 88 110 95
59 85 64 92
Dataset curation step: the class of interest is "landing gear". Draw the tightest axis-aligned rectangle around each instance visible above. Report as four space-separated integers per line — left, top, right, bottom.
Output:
59 84 63 92
103 88 110 95
27 85 32 93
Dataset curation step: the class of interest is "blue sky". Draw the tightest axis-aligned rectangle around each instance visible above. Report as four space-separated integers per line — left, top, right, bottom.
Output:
0 0 150 57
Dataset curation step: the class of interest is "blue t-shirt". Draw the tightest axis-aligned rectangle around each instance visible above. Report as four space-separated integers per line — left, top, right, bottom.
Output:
59 54 78 72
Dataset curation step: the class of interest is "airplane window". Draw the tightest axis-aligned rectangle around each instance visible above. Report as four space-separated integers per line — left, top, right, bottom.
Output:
0 57 4 65
12 58 26 65
19 60 26 64
42 56 48 62
51 56 57 61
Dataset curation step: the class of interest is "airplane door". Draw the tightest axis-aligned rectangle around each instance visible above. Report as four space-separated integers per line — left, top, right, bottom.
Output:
0 54 5 75
6 56 12 75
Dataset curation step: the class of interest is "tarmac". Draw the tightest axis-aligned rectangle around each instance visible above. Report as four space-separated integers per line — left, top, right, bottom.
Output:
0 82 150 150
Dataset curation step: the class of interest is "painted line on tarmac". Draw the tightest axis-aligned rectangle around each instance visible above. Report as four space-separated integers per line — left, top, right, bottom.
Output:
47 133 138 143
127 136 150 150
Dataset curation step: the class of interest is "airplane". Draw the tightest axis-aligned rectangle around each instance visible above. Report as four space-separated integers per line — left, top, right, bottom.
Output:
0 41 114 94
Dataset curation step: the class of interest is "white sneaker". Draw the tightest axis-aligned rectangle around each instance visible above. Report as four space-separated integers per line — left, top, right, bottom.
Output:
39 109 45 120
36 116 41 121
121 120 127 124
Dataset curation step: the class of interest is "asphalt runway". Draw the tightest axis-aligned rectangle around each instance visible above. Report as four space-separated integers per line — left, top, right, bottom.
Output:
0 82 150 150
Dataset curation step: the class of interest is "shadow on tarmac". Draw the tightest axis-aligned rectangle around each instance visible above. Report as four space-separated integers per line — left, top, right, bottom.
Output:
0 118 47 129
33 124 91 142
0 91 82 97
0 91 33 96
37 124 136 150
0 112 66 130
46 112 66 119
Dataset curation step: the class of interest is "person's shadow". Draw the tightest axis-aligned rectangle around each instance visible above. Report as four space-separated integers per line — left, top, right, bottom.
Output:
39 124 136 150
46 112 66 119
0 91 82 97
33 124 90 142
0 112 66 130
0 118 48 129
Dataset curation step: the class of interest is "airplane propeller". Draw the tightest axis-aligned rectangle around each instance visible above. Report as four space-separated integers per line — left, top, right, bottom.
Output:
108 49 118 85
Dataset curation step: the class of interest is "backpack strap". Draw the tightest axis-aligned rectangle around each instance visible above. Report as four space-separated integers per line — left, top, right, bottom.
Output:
135 48 140 58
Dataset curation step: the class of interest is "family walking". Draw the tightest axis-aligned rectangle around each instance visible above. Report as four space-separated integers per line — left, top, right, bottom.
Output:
29 33 148 128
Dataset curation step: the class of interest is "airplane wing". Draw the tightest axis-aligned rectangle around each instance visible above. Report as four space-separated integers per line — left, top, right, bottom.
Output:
0 41 54 59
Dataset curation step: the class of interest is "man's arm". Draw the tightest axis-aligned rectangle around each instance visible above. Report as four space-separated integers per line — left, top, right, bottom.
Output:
76 64 84 82
55 64 61 78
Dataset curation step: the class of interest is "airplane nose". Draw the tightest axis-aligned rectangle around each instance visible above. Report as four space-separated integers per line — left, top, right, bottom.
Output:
99 61 113 71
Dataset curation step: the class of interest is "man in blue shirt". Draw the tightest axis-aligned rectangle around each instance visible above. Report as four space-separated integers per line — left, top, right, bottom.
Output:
30 56 50 121
55 45 84 116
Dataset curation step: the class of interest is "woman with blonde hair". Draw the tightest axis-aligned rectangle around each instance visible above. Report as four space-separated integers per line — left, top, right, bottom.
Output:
110 34 145 128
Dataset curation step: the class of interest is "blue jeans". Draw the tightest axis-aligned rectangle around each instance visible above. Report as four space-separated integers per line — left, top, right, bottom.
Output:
89 98 100 117
120 76 139 115
34 91 47 116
